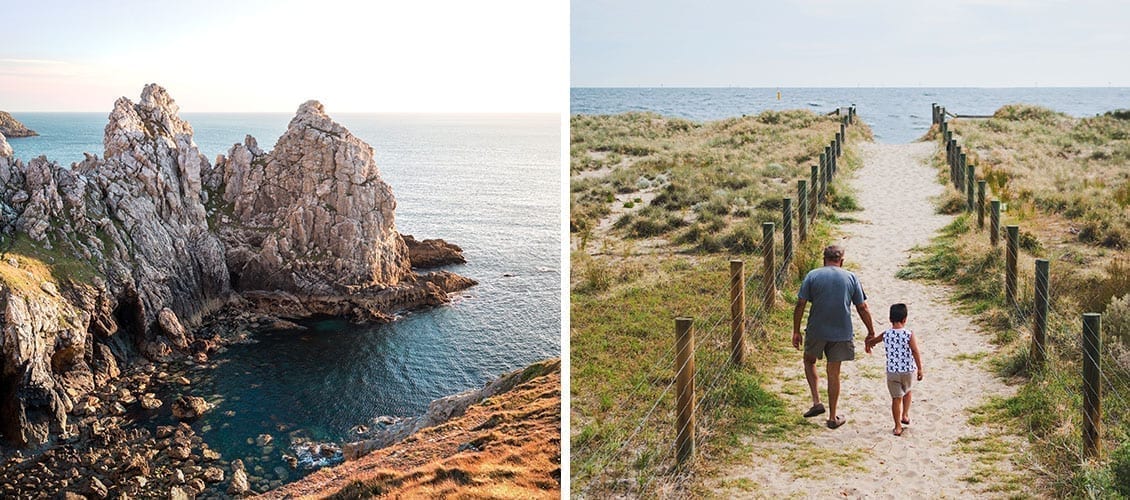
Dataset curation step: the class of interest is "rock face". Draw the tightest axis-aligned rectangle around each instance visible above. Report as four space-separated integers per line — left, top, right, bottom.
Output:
206 101 410 295
0 111 37 138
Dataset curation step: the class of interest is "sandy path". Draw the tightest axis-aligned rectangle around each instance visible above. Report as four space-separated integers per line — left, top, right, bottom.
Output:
714 142 1031 498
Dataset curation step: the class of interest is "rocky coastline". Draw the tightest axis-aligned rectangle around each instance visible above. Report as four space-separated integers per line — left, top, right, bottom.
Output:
0 111 38 138
0 84 478 497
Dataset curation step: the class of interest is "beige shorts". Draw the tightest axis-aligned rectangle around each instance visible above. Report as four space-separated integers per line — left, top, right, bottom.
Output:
804 336 855 363
887 372 915 398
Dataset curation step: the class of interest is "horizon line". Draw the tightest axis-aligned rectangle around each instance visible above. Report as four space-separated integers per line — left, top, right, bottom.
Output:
570 84 1130 89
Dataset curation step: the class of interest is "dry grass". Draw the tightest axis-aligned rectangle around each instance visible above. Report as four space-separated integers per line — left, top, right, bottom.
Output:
905 106 1130 496
571 111 871 255
571 109 864 497
262 360 561 499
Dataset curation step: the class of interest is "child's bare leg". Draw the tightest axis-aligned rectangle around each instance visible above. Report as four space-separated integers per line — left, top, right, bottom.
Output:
891 398 903 434
902 390 913 423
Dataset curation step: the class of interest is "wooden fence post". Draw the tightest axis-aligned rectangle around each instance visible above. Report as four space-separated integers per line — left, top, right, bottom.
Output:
762 222 775 312
1031 259 1049 368
798 180 808 243
958 152 967 191
818 155 827 203
809 166 818 222
977 180 987 230
828 143 836 176
835 131 843 157
675 317 695 466
1006 225 1019 307
781 198 792 286
730 261 746 365
991 200 1001 246
932 103 939 124
1083 313 1102 459
966 164 975 213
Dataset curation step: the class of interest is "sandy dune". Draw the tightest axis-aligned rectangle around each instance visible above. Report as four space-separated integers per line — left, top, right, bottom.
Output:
714 142 1035 498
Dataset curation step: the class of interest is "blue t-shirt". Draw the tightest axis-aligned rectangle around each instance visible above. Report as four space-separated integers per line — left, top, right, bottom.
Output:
797 266 866 342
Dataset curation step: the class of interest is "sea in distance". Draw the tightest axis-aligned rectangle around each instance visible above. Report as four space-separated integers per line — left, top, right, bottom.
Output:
571 87 1130 143
6 112 560 482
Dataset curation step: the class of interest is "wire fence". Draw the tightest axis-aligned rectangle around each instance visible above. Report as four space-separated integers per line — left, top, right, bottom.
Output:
933 104 1130 474
573 107 858 498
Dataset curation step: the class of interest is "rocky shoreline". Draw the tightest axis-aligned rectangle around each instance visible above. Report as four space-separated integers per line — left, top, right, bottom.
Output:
0 111 38 138
0 85 483 497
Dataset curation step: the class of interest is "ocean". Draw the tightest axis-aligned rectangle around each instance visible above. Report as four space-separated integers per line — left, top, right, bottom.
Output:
5 112 561 483
570 87 1130 143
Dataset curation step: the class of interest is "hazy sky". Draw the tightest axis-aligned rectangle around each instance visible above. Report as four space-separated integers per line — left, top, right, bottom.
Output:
572 0 1130 87
0 0 567 112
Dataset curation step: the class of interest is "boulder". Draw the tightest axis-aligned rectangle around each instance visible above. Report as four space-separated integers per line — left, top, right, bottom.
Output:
227 459 249 496
171 396 211 421
0 131 11 158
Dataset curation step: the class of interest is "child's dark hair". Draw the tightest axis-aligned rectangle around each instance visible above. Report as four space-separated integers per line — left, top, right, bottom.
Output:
890 303 908 323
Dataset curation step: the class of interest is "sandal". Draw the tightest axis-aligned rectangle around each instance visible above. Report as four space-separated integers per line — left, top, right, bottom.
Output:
803 403 826 418
893 427 903 436
901 418 910 426
826 415 846 429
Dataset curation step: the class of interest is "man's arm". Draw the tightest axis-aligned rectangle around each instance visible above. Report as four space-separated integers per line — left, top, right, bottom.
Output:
792 299 807 349
855 302 877 353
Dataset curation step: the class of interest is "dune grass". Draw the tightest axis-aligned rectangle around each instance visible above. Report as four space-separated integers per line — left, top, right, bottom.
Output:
903 106 1130 497
570 109 867 497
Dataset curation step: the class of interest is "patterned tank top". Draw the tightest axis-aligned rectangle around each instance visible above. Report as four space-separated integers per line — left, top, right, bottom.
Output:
883 328 917 373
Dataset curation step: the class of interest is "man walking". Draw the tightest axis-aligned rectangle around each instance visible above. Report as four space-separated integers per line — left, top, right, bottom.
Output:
791 245 876 429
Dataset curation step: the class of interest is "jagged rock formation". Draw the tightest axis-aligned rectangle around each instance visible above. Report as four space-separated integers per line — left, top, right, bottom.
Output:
203 100 475 323
403 235 467 268
0 84 474 449
205 101 410 294
0 112 37 138
0 84 230 446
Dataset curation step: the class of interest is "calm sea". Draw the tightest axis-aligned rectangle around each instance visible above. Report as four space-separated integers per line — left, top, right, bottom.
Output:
571 87 1130 143
5 113 560 483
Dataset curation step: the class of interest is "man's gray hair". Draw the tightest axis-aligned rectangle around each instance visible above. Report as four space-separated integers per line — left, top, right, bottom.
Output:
823 245 845 261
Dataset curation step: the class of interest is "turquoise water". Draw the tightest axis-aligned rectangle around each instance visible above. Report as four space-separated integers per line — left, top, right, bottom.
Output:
5 112 561 483
571 87 1130 143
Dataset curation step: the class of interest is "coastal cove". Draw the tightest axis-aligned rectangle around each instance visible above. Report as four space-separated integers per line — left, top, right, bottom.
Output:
1 100 560 496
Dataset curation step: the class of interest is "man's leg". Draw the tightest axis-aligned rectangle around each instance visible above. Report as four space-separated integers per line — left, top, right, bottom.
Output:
804 353 821 407
826 360 842 419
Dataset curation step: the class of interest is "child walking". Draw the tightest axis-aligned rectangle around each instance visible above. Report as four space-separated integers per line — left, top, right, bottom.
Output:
865 303 924 436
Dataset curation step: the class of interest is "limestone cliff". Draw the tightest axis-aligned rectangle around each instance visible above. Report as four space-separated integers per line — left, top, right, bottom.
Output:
0 84 230 446
0 112 37 138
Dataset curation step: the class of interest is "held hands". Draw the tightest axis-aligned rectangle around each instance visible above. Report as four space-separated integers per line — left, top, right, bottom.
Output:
917 369 925 381
792 331 802 350
864 333 877 353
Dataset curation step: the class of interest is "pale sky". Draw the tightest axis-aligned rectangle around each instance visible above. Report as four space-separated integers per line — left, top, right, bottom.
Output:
0 0 567 112
572 0 1130 87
